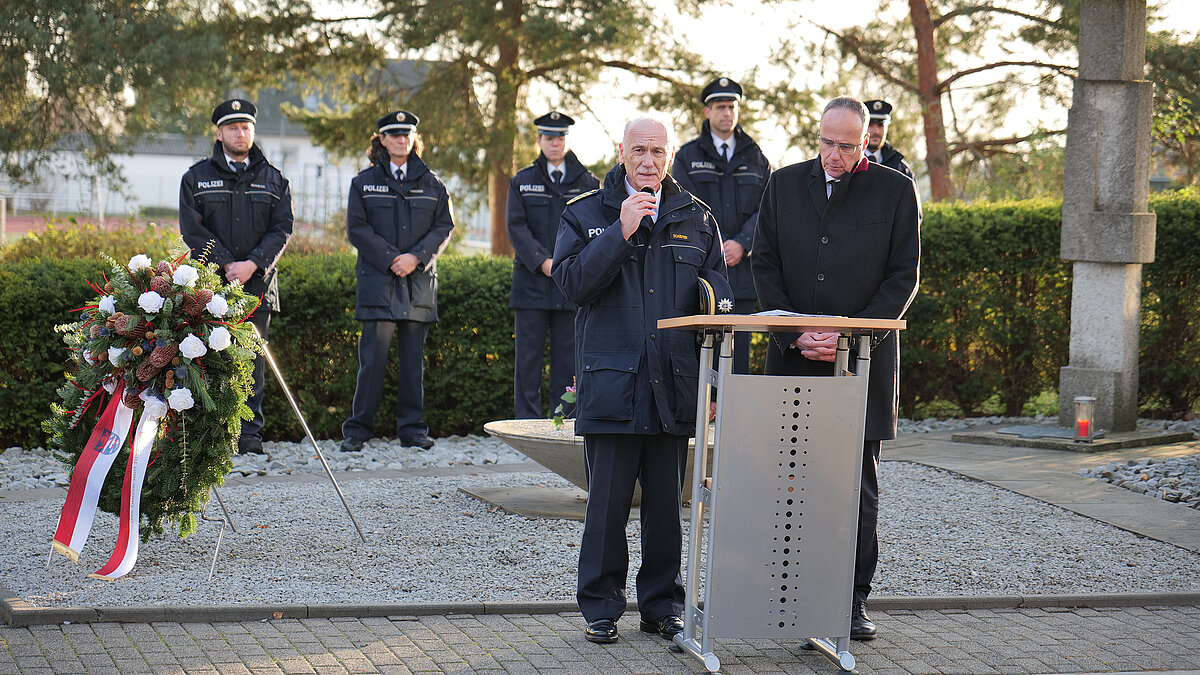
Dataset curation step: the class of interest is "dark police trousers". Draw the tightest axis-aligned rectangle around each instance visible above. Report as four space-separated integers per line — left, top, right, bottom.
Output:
855 439 882 604
513 309 575 419
343 320 430 441
577 433 687 623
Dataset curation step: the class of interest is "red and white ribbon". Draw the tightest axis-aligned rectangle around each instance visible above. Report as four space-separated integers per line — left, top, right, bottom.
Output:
89 393 168 580
52 381 135 563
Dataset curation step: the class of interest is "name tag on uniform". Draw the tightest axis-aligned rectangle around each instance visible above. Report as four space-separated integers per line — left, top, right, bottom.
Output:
691 160 716 170
409 188 425 194
363 184 389 193
197 180 224 189
251 183 266 189
519 184 545 193
671 233 690 240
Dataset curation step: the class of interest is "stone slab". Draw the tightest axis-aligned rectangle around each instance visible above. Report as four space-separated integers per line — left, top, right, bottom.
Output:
458 485 589 521
950 427 1191 453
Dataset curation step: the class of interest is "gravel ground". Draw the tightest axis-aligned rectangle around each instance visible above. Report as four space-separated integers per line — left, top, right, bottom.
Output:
3 421 1200 608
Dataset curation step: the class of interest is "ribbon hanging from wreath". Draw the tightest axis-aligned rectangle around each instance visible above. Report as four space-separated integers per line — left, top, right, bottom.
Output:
44 251 262 579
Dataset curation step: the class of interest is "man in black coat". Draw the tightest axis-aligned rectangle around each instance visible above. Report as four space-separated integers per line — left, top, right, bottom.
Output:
672 77 771 373
340 111 454 452
506 111 599 419
862 99 915 181
751 96 920 640
179 98 294 454
553 114 726 646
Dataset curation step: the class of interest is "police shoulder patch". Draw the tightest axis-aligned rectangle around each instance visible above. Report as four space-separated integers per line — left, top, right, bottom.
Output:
566 188 599 205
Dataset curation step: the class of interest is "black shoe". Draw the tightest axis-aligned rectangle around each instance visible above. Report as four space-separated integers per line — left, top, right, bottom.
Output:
238 436 264 455
850 601 877 640
339 437 365 452
585 618 618 644
639 614 683 640
399 434 435 450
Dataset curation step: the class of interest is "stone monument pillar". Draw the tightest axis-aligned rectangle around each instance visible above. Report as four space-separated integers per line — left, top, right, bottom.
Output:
1059 0 1155 432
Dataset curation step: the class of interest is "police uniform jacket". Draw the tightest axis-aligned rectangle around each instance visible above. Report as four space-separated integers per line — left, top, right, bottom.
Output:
346 153 454 323
552 165 727 437
751 159 920 440
506 151 599 310
179 141 294 311
671 121 770 300
875 142 914 180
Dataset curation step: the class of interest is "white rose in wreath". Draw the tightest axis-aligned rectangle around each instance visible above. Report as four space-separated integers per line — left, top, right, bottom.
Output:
108 346 126 366
179 334 208 359
167 387 195 411
140 392 169 419
98 295 115 314
207 326 232 351
138 291 166 314
205 294 229 318
128 254 152 272
172 265 199 288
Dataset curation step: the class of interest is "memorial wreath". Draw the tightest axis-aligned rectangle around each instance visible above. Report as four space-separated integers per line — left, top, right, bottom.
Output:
43 250 262 579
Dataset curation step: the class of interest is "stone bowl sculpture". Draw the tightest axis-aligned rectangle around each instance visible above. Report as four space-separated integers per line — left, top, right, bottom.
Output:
483 418 713 504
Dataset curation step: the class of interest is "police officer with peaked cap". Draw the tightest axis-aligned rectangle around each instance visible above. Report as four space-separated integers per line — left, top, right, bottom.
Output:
179 97 294 454
862 99 914 180
672 77 771 373
340 110 454 452
506 111 600 419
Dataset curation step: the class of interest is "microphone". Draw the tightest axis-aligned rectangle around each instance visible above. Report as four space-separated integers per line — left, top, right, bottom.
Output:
639 186 656 229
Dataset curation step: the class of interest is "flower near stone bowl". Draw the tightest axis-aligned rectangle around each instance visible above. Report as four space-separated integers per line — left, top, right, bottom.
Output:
551 378 577 430
207 326 232 351
138 291 165 313
178 333 208 359
167 387 195 411
172 265 199 288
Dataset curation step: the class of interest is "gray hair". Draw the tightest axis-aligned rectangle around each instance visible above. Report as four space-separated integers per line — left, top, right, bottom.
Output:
822 96 868 130
622 113 678 150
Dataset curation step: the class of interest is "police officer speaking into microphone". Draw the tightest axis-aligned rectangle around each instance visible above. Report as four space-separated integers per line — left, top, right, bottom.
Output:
340 110 454 453
179 98 294 455
672 77 771 373
506 111 600 419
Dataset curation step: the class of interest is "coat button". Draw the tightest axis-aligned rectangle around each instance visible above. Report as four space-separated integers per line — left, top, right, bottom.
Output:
817 273 825 281
821 236 829 244
648 288 654 294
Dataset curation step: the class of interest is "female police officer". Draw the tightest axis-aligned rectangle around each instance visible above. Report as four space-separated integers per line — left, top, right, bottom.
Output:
340 111 454 451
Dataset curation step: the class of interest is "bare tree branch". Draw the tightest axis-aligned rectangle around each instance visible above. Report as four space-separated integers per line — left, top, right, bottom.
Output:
812 22 922 95
940 61 1076 91
933 4 1066 31
948 129 1066 157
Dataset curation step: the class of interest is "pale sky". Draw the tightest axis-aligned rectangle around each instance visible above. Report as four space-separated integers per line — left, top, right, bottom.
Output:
559 0 1199 169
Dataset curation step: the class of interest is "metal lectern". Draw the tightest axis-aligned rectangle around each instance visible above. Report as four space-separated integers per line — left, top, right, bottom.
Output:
657 314 906 673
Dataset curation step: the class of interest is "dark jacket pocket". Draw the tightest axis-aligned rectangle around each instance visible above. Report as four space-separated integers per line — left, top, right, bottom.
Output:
667 243 705 310
579 352 641 421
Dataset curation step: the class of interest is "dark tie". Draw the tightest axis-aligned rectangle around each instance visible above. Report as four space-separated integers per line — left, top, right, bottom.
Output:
826 178 839 199
395 169 404 182
720 142 729 162
551 169 562 184
233 161 246 173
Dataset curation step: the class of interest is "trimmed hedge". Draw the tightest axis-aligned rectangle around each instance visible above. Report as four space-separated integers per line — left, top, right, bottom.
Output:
4 191 1200 448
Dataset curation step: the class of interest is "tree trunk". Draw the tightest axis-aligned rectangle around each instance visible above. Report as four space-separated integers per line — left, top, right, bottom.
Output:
487 0 524 256
909 0 955 201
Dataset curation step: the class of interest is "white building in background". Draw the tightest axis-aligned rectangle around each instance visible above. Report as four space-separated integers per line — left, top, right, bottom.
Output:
1 75 490 248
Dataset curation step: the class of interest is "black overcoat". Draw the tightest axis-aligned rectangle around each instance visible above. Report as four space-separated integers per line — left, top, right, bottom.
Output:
751 158 920 440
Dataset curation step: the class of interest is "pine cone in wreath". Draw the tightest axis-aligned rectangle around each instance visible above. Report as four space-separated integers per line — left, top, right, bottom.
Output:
114 314 148 339
123 387 145 410
181 293 202 320
148 341 178 368
135 357 161 383
155 260 173 276
197 288 214 306
150 276 172 297
89 324 102 338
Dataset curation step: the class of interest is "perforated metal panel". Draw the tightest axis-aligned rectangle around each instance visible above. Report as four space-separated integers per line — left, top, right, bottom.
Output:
704 373 868 639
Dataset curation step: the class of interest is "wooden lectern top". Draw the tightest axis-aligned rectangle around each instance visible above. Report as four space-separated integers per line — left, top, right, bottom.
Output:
657 313 906 333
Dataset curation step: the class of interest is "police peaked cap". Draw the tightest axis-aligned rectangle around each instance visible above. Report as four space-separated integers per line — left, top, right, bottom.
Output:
377 110 420 134
212 99 257 126
863 99 893 122
697 268 736 315
534 111 574 137
701 77 743 104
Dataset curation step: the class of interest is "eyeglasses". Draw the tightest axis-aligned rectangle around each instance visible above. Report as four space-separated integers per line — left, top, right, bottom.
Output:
818 136 863 155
